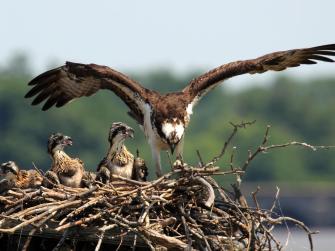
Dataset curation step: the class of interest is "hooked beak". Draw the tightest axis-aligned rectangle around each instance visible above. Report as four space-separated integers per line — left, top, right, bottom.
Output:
170 143 176 155
126 129 134 138
64 137 73 146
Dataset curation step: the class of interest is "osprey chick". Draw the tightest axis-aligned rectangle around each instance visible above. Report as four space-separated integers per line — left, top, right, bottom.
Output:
25 44 335 176
132 150 148 182
46 133 84 188
0 161 43 193
97 122 148 183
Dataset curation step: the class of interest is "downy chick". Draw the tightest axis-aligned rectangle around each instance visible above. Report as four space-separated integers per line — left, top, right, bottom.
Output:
0 161 43 193
46 133 84 188
97 122 148 183
132 150 148 182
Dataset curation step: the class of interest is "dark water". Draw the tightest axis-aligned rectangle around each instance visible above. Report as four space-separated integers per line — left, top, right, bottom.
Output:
275 228 334 251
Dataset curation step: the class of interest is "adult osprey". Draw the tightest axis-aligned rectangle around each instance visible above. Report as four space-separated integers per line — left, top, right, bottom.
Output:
25 44 335 176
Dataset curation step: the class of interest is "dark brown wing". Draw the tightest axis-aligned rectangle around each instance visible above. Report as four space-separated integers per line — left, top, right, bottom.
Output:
183 44 335 104
25 62 150 124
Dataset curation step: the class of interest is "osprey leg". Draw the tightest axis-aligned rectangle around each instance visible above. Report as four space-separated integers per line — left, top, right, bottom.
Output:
151 148 162 177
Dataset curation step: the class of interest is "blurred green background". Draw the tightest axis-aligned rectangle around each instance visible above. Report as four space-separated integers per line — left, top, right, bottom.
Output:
1 53 335 184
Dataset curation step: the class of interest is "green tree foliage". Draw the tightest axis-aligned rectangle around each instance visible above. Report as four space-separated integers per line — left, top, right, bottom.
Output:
0 56 335 183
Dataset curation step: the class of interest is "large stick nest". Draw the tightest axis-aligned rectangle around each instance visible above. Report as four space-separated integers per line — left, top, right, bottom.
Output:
0 122 322 251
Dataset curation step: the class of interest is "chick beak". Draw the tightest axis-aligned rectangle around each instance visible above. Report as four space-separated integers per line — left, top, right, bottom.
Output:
65 137 73 146
127 129 134 138
170 144 176 155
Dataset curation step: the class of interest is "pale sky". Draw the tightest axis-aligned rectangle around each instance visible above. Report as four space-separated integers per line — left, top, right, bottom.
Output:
1 0 335 88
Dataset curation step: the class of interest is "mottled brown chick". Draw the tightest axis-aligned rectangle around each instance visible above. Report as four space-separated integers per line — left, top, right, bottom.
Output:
132 150 148 182
0 161 43 193
46 133 84 188
97 122 148 183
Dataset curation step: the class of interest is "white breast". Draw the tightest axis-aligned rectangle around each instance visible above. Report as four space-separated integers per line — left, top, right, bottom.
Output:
162 122 184 141
186 103 193 116
59 170 83 188
141 103 169 151
110 158 134 179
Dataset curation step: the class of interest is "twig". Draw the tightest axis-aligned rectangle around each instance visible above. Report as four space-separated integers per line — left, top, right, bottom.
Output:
270 186 280 212
196 150 205 167
179 205 192 249
52 229 71 251
0 200 81 233
22 211 57 251
206 120 256 167
268 216 318 251
251 186 261 211
95 229 105 251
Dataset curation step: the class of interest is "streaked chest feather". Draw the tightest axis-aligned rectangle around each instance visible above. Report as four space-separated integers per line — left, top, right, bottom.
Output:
102 146 134 179
112 146 134 166
51 151 83 173
110 158 134 178
51 151 84 187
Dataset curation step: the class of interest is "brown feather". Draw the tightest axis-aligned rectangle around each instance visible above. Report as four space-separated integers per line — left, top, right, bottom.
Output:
15 170 43 189
183 44 335 103
51 152 84 188
26 62 150 125
26 44 335 112
25 44 335 178
51 153 83 175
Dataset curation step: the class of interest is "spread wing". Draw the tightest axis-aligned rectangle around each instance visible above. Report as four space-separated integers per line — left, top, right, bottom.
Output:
183 44 335 105
25 62 151 124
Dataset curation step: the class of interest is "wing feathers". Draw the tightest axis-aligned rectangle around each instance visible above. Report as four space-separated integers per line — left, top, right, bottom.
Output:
311 44 335 50
314 51 335 56
25 62 149 124
27 68 59 86
55 96 71 108
43 95 59 111
301 59 317 64
26 44 335 119
184 44 335 102
25 74 59 98
309 55 334 62
31 89 53 106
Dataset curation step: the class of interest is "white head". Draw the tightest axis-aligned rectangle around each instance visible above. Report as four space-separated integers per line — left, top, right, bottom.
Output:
161 118 185 153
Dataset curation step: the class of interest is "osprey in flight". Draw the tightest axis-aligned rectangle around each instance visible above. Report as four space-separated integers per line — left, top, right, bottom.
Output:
25 44 335 177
